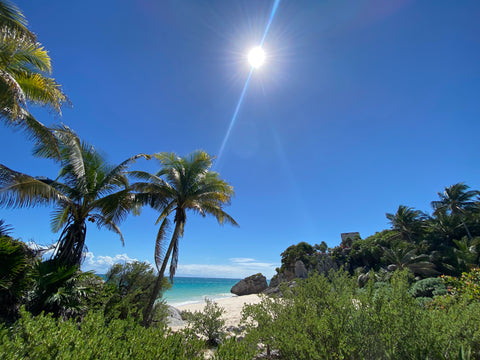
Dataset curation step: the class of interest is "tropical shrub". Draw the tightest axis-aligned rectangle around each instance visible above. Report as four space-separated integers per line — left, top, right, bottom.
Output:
409 277 447 299
241 270 480 359
0 235 37 322
442 268 480 301
0 309 203 360
183 298 226 347
103 261 170 326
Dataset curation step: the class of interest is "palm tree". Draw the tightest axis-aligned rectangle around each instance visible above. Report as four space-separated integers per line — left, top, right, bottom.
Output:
382 245 437 277
0 125 147 267
386 205 426 242
0 0 69 145
431 183 480 240
0 1 35 40
131 151 238 327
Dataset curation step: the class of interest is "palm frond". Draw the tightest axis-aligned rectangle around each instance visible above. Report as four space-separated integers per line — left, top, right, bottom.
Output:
0 2 35 42
0 164 67 208
96 154 150 196
93 215 125 246
50 206 70 233
169 235 180 283
155 201 176 225
94 189 134 224
200 202 238 226
7 42 51 73
11 71 69 114
154 217 171 272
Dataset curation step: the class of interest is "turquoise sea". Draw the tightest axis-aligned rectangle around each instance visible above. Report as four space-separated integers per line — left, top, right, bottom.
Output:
163 277 241 306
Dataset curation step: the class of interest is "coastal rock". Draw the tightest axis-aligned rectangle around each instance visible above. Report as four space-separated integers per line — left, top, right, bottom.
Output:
295 260 308 278
231 273 267 296
316 254 339 276
166 306 185 327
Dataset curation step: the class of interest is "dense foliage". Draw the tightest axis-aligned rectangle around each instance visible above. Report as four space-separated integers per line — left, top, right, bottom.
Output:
241 270 480 360
274 183 480 283
0 310 203 360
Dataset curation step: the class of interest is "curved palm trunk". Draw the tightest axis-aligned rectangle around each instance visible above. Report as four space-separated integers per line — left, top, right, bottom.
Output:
141 220 183 327
461 219 473 240
52 221 86 267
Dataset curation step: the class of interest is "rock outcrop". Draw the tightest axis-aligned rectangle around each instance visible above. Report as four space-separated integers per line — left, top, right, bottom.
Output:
295 260 308 278
166 306 185 327
231 273 268 296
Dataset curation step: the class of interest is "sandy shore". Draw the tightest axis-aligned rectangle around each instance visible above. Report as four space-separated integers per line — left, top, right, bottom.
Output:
170 294 262 330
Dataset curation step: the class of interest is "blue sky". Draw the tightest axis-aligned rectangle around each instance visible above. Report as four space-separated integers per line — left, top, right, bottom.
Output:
1 0 480 278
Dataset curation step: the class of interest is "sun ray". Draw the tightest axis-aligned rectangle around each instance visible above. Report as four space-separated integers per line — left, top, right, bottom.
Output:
216 0 281 167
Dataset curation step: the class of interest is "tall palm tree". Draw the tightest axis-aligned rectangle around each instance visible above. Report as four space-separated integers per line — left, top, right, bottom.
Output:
431 183 480 240
0 125 147 267
0 0 69 145
131 151 238 327
386 205 426 242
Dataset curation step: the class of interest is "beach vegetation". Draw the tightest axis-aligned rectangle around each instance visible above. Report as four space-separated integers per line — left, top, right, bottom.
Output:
183 298 226 347
241 270 480 360
0 308 203 359
103 261 170 326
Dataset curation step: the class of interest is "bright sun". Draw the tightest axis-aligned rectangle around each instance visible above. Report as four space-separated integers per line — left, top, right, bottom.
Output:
248 46 265 68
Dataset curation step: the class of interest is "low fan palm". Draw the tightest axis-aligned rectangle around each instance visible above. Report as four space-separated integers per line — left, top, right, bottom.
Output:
0 125 147 267
131 151 238 326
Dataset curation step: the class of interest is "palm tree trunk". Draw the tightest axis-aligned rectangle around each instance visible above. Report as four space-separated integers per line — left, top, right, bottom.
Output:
52 221 86 267
461 219 473 240
141 221 182 327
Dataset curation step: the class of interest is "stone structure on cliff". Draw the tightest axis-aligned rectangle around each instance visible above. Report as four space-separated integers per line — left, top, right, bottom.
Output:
231 273 268 296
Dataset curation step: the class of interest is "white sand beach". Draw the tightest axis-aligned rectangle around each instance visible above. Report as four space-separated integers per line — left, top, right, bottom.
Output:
170 294 262 330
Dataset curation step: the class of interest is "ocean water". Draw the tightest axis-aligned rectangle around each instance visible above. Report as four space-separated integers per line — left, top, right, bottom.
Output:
163 277 241 306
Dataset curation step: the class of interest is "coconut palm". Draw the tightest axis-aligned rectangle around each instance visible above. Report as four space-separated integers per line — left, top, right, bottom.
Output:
0 0 68 145
0 125 147 267
0 1 35 41
386 205 426 242
431 183 480 240
131 151 238 326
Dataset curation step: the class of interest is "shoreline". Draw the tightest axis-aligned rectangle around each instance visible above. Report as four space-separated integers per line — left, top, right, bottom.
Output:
169 294 262 330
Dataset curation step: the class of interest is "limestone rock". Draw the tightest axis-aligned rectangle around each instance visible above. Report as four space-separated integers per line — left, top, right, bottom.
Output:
295 260 308 278
166 306 185 327
231 273 267 296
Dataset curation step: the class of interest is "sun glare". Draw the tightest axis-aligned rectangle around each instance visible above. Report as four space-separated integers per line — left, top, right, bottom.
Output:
248 46 265 68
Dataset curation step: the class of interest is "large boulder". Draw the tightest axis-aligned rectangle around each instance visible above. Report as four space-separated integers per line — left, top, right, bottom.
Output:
231 273 268 296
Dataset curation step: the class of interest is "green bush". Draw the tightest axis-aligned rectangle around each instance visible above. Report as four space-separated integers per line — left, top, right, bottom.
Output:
103 261 170 326
0 309 203 359
409 277 447 299
240 270 480 360
183 298 226 347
